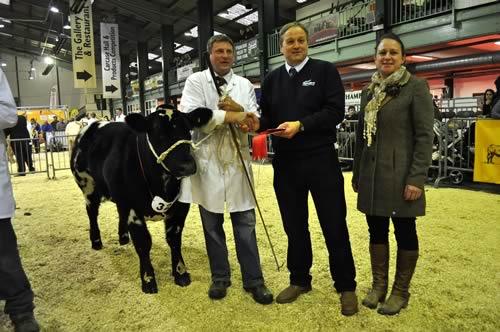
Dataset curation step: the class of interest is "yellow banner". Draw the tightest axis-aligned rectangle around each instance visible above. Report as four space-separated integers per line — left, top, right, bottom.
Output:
70 0 96 89
473 119 500 184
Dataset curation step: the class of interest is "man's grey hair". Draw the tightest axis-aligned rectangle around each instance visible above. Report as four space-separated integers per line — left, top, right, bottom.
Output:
206 34 235 54
279 22 309 46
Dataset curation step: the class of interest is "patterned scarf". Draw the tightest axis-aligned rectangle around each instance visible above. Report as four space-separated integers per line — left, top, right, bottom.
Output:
364 65 411 146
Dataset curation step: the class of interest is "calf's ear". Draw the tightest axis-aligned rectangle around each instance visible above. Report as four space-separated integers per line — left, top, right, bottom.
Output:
186 107 213 128
125 113 147 132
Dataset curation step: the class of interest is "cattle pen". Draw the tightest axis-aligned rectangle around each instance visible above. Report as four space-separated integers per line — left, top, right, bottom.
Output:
1 166 498 332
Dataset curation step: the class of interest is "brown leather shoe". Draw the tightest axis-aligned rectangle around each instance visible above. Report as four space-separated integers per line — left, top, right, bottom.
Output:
276 285 312 304
341 291 359 316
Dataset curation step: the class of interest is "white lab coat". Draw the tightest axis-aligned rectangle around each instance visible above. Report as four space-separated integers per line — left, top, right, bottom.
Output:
179 69 258 213
0 68 18 219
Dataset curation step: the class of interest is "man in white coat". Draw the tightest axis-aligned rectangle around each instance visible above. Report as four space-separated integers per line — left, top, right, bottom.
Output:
0 68 40 331
179 34 273 304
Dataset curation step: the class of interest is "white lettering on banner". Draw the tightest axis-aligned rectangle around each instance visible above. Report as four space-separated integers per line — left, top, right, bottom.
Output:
70 0 96 88
100 23 122 98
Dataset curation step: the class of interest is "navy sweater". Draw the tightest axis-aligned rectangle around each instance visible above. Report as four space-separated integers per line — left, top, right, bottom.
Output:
259 58 345 155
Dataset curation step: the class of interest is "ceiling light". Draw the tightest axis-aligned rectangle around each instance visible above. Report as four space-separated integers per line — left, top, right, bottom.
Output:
296 0 308 3
44 56 54 64
50 6 59 13
495 41 500 46
1 62 6 67
0 24 4 28
411 55 433 60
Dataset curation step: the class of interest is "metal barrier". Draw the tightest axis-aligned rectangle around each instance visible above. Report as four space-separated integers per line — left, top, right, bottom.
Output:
8 116 478 188
390 0 453 26
7 133 74 179
267 0 376 57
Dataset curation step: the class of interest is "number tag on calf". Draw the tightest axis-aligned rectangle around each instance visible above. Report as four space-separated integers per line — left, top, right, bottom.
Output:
151 196 170 213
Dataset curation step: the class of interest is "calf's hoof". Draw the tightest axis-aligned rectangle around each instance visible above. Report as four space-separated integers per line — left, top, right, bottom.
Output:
174 272 191 287
119 234 130 245
91 240 103 250
141 279 158 294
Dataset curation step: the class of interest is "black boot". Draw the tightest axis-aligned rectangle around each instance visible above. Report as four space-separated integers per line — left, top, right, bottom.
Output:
10 312 40 332
378 250 419 315
362 243 389 309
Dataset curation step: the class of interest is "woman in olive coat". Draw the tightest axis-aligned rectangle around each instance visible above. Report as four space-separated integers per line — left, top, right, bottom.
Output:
352 33 434 315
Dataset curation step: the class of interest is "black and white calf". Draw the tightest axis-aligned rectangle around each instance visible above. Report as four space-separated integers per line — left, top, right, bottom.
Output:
70 105 212 293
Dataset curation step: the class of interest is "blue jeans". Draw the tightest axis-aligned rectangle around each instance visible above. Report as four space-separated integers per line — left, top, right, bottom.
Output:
199 206 264 288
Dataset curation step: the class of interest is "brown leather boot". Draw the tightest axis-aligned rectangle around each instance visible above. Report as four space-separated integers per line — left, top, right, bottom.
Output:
276 285 312 304
340 291 359 316
378 249 419 315
362 243 389 309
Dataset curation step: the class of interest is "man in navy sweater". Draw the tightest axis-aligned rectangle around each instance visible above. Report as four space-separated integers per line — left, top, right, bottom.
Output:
257 22 358 316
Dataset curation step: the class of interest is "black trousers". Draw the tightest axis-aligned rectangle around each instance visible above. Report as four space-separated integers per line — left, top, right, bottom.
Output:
366 215 419 250
0 218 35 315
273 147 356 292
11 140 34 173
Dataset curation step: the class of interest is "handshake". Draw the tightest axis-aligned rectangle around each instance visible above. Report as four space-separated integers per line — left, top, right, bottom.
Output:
220 96 259 132
224 112 259 132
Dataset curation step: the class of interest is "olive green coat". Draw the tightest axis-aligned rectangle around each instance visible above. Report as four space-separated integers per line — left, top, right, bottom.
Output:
352 75 434 217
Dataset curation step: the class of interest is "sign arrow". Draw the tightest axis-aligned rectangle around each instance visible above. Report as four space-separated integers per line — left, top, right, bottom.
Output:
105 84 118 93
76 70 92 81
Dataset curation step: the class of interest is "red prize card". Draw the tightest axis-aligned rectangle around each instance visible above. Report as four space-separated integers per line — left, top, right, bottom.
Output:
260 128 285 135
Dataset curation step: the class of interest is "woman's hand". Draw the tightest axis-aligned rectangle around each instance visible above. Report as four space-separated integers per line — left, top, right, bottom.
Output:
404 184 422 201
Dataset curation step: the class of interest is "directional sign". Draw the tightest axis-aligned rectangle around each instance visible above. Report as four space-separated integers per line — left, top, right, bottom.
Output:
70 0 96 89
100 22 122 99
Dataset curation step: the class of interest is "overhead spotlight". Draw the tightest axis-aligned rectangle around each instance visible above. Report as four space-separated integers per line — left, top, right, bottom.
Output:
63 17 71 29
0 24 5 28
44 56 54 64
296 0 308 3
50 6 60 13
1 62 6 67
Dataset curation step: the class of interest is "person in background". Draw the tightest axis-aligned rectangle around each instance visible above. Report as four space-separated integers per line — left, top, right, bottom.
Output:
86 112 97 125
179 34 272 305
29 119 41 153
40 120 53 144
115 108 125 122
481 89 495 117
352 33 434 315
4 114 35 176
56 118 67 132
0 68 41 331
431 93 442 120
50 116 59 129
257 22 358 315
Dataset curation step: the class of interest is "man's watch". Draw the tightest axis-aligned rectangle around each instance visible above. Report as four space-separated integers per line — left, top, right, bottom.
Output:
299 121 305 132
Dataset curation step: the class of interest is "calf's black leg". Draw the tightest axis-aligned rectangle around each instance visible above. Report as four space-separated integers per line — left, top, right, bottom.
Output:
165 202 191 287
86 191 103 250
128 211 157 294
116 205 130 245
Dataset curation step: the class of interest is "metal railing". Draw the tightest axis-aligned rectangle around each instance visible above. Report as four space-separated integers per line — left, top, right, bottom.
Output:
7 132 74 179
267 0 376 57
390 0 453 26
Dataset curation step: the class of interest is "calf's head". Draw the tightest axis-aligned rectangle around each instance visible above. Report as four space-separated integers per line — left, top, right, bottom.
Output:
126 104 212 177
